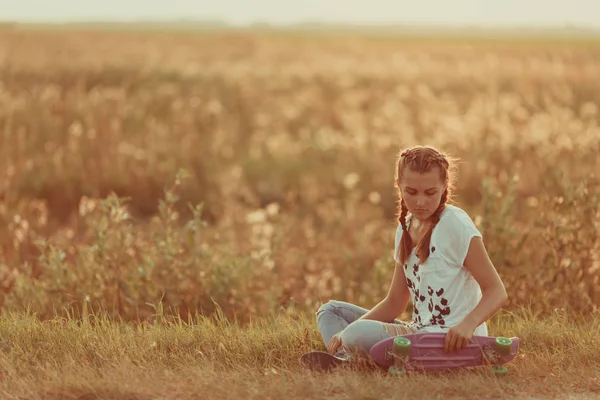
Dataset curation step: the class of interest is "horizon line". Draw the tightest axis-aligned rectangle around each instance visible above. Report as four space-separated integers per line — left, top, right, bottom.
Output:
2 18 600 31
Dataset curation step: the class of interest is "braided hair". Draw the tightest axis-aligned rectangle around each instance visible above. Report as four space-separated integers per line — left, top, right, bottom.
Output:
395 146 456 265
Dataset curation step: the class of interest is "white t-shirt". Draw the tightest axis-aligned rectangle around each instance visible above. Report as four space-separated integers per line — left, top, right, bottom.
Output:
393 204 488 336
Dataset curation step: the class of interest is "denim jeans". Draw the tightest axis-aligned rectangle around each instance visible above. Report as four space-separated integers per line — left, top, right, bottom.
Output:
315 300 415 357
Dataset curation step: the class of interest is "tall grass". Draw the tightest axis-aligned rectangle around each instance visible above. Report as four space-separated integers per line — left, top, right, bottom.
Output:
0 27 599 325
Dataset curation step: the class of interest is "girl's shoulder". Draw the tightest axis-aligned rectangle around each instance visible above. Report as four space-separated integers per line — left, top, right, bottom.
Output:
432 204 482 266
436 204 479 230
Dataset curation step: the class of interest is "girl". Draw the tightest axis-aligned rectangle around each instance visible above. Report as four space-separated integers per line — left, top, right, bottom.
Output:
315 145 508 361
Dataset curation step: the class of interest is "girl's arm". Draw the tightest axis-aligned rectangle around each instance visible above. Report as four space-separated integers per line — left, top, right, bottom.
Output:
445 237 508 351
461 237 508 327
359 263 411 323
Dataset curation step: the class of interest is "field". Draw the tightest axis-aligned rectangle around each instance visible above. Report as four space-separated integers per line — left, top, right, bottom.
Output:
0 25 600 399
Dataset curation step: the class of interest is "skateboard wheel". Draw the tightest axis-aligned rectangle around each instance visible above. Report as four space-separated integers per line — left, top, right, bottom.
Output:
392 337 411 357
389 365 406 376
495 337 512 356
492 365 508 375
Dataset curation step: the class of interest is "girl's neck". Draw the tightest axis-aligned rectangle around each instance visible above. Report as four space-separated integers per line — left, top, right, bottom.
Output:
411 217 430 228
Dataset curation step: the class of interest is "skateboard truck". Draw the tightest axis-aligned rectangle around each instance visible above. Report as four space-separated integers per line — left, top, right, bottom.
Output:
483 337 513 375
388 337 411 376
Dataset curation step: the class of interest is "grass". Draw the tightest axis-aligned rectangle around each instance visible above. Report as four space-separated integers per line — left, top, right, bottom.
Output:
1 26 600 398
0 308 599 399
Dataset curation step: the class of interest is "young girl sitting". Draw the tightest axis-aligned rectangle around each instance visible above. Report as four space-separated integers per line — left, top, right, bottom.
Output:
315 145 508 360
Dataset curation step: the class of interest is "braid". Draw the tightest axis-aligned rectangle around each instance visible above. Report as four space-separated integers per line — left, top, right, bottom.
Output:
436 154 450 170
416 188 448 264
397 199 412 266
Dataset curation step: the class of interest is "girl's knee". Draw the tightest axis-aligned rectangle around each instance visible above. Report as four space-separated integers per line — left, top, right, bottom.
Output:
316 300 345 316
316 300 338 325
315 300 365 328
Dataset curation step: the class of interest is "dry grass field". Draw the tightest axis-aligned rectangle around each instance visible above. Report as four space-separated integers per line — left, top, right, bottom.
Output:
0 25 599 399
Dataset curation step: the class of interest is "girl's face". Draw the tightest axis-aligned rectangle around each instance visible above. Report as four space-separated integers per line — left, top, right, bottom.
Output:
397 166 446 221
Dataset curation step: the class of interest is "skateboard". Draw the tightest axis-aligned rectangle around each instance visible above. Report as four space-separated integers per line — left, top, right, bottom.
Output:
299 351 350 372
369 332 520 376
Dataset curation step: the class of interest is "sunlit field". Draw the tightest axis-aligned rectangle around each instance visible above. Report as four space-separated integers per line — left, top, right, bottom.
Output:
0 25 599 399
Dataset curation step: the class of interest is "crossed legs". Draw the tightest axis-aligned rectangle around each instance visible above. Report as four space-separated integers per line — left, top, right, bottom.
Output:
316 300 415 357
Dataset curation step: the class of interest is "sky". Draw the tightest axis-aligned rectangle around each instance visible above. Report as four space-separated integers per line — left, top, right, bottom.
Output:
1 0 599 28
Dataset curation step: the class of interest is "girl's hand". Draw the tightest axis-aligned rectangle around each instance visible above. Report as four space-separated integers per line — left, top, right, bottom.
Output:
327 333 343 354
444 320 475 352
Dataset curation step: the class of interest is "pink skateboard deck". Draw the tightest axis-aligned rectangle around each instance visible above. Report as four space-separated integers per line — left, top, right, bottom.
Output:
370 332 519 374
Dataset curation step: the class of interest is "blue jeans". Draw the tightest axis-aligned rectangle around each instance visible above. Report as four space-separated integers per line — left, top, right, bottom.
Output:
316 300 415 356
